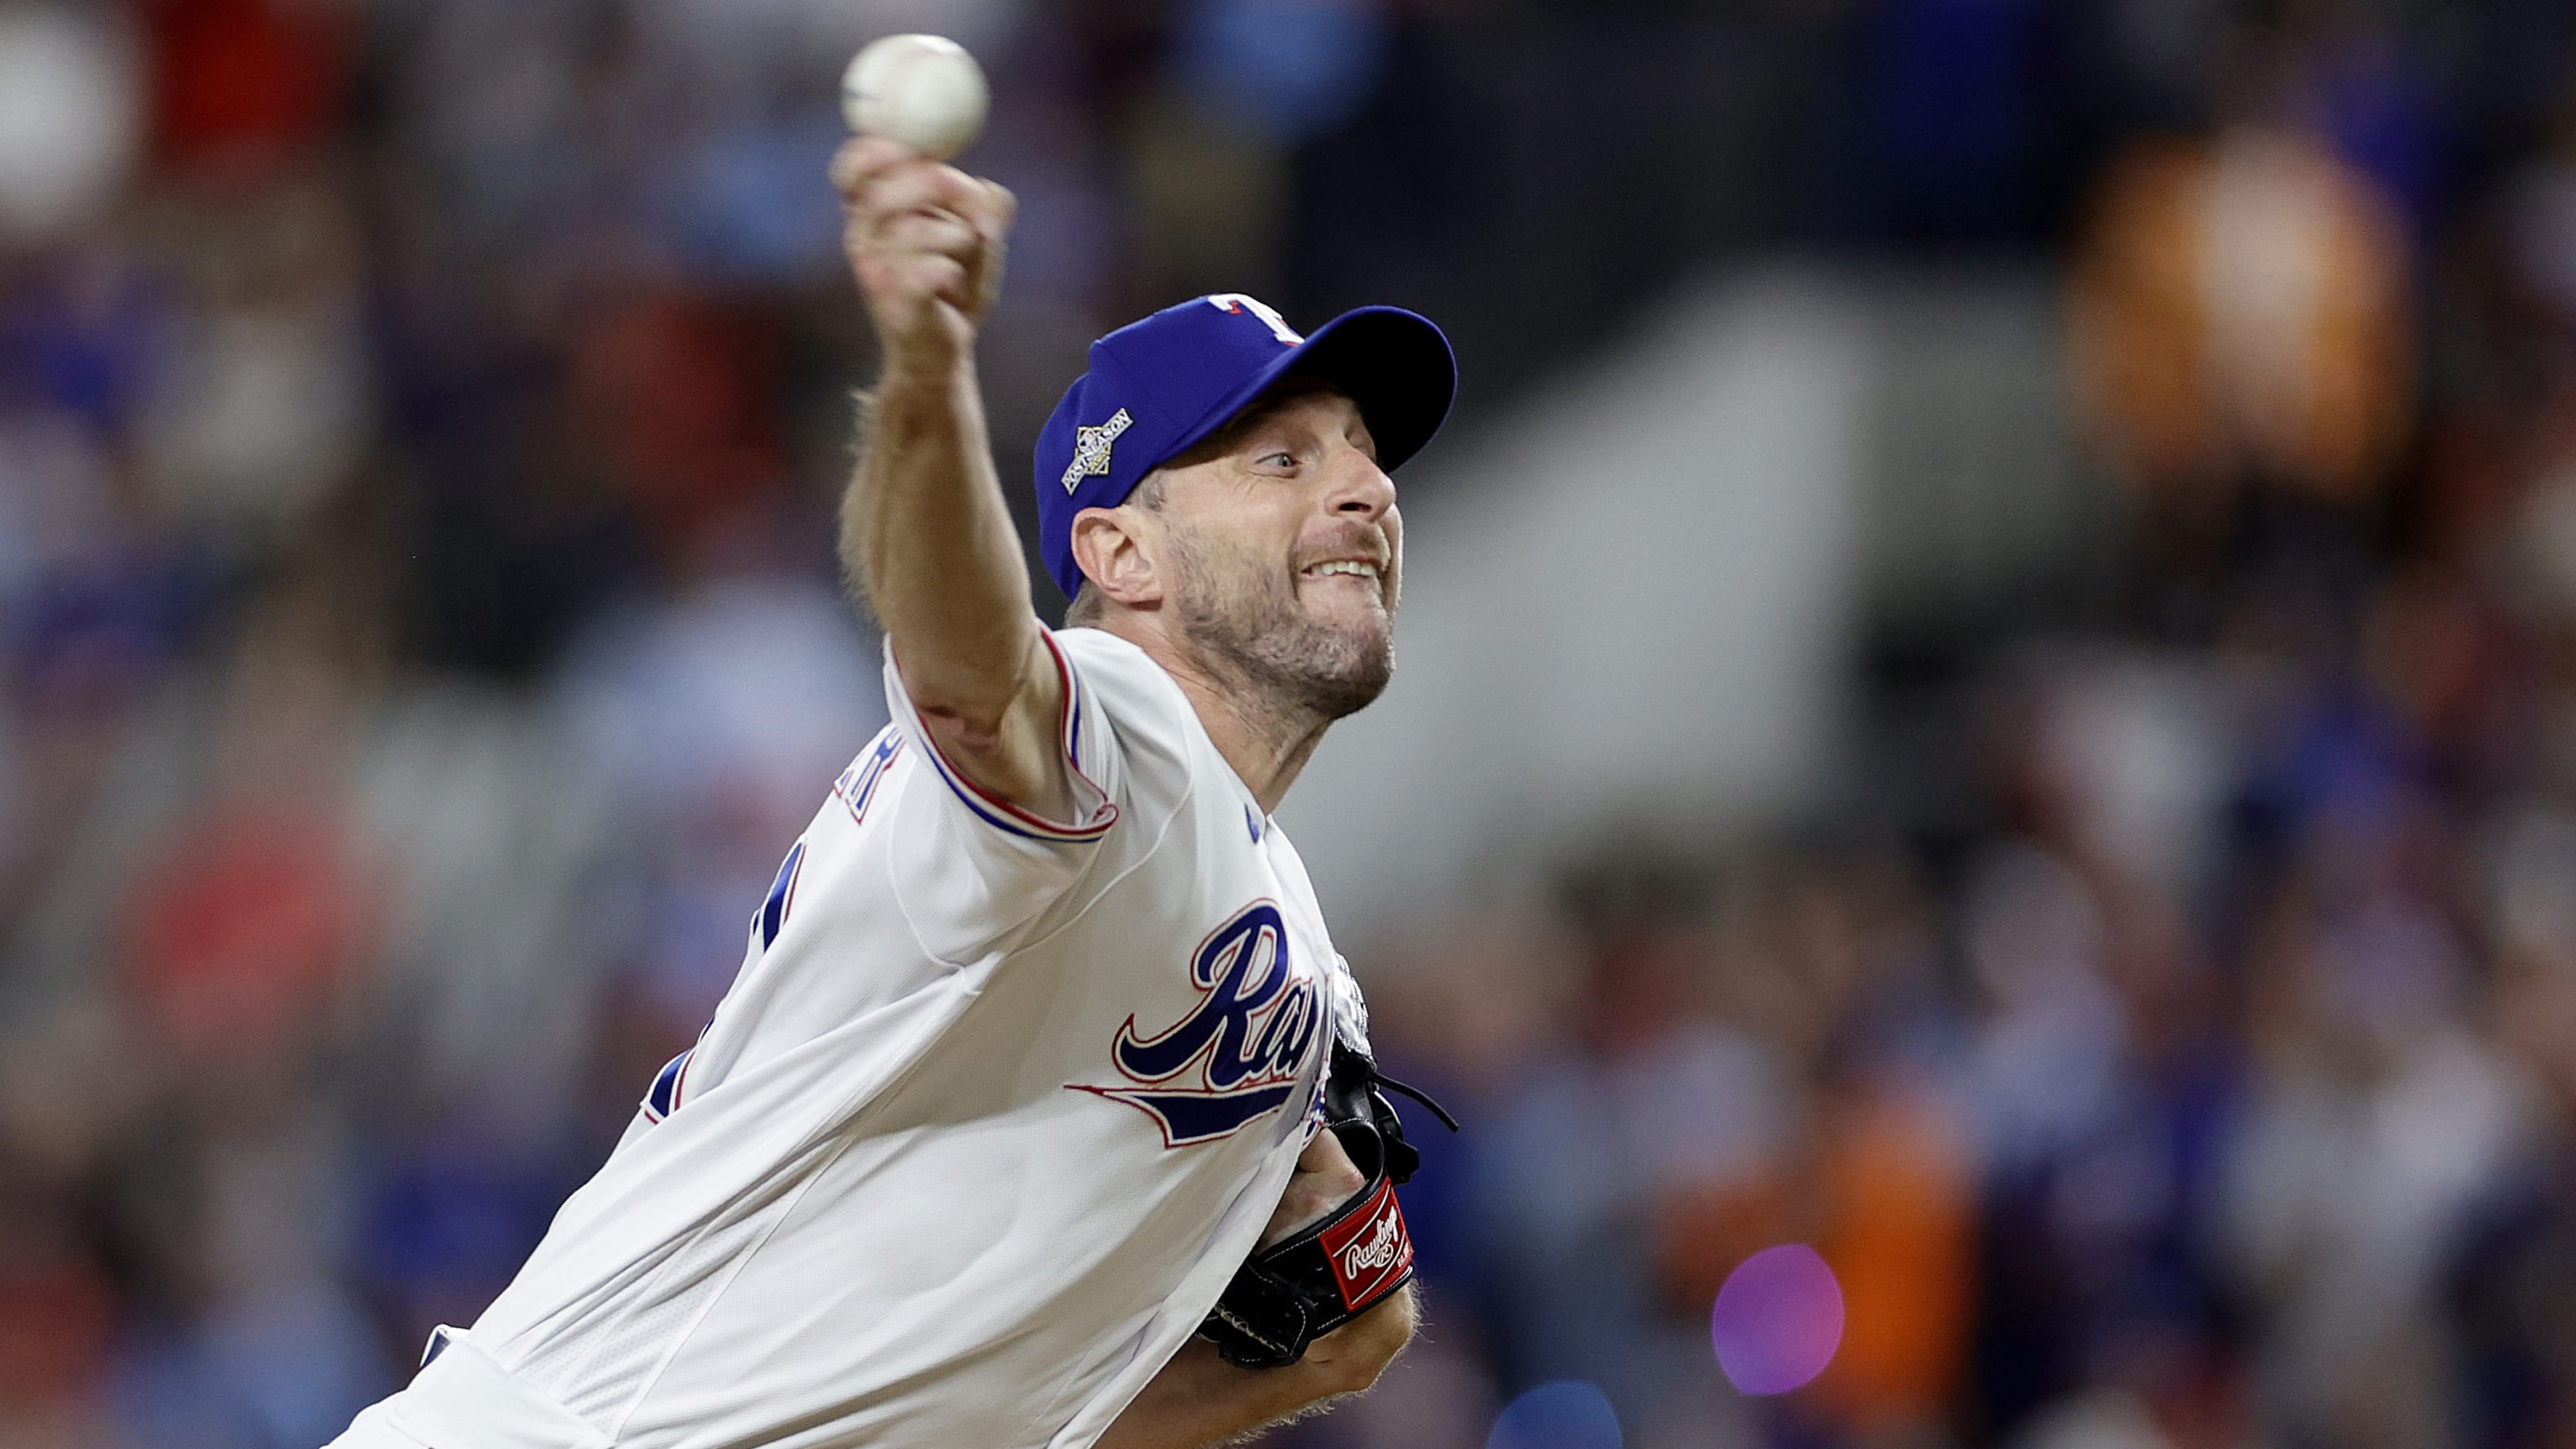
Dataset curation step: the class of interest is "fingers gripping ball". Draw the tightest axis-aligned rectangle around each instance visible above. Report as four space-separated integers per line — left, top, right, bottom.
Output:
841 34 989 160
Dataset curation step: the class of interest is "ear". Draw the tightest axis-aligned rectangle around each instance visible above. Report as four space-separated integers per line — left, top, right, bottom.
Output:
1070 504 1164 609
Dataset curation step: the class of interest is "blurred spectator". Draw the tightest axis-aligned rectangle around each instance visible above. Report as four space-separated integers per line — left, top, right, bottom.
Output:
18 5 2576 1449
2068 18 2418 640
2068 125 2411 506
143 0 354 175
0 5 143 247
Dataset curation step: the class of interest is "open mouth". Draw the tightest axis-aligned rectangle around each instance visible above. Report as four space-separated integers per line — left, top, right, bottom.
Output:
1299 558 1384 586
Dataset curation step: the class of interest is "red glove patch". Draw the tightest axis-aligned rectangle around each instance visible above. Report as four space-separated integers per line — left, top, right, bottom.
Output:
1318 1177 1414 1312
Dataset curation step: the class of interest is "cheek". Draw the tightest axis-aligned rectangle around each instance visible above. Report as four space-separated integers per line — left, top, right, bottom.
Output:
1233 512 1307 590
1166 520 1285 609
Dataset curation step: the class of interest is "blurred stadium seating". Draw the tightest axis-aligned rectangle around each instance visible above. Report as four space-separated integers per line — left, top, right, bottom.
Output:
11 3 2576 1448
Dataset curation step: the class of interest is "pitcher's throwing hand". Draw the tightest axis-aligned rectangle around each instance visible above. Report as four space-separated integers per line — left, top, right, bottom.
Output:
832 135 1013 371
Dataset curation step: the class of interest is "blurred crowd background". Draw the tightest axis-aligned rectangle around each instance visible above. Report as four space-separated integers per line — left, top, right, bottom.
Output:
10 2 2576 1448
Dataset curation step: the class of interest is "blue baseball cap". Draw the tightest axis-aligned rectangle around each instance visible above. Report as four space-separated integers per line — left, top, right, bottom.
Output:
1034 293 1457 601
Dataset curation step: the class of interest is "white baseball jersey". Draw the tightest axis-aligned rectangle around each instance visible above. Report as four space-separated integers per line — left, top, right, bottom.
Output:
330 626 1368 1449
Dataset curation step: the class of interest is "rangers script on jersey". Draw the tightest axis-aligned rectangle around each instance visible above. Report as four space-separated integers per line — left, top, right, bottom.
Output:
331 626 1370 1449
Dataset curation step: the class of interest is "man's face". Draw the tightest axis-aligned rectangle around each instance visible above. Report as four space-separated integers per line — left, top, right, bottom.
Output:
1148 384 1402 720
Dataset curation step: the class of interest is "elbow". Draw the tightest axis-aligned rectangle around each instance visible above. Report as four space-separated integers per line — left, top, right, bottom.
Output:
911 695 1015 754
885 620 1041 740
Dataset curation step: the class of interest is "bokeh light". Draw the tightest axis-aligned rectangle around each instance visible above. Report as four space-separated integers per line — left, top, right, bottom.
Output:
0 6 139 241
1176 0 1392 142
1486 1379 1622 1449
1711 1243 1845 1396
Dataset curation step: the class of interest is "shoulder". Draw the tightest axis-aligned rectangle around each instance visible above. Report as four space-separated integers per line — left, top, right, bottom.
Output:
1053 626 1173 696
1052 626 1198 751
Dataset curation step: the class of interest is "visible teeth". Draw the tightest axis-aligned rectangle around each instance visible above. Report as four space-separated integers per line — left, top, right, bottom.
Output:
1308 560 1379 578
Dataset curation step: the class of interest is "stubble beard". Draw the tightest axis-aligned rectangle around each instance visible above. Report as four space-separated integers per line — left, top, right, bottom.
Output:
1166 526 1394 726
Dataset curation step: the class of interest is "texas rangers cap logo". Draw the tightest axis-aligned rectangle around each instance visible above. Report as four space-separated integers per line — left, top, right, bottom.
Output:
1067 901 1320 1147
1205 293 1302 345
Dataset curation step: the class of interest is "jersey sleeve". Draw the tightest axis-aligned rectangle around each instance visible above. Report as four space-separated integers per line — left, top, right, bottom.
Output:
880 626 1173 961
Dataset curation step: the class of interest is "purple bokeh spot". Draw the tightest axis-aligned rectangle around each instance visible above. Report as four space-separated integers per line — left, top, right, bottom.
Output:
1710 1243 1844 1395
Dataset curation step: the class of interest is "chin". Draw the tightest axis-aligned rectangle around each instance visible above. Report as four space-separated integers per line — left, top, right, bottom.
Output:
1176 564 1395 719
1305 626 1394 717
1301 586 1391 641
1302 599 1392 658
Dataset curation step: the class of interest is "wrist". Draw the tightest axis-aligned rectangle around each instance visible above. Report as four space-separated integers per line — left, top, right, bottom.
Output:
1300 1285 1417 1394
878 351 973 393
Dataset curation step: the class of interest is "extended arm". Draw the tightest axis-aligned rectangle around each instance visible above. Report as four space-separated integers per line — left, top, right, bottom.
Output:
832 138 1071 815
1098 1130 1418 1449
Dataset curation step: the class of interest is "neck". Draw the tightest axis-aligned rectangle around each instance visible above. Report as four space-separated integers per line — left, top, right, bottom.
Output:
1098 617 1330 815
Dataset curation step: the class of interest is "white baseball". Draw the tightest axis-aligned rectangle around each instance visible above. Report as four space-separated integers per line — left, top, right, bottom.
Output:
840 34 989 160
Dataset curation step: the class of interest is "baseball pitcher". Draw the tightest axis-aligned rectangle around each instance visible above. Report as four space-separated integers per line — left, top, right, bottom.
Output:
325 134 1456 1449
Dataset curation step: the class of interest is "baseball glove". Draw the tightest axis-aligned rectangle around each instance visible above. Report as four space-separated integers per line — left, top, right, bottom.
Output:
1197 1043 1458 1369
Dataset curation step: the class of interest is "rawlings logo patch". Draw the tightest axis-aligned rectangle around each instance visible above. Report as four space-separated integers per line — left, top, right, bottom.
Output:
1069 901 1320 1146
1318 1178 1412 1310
1339 1210 1404 1275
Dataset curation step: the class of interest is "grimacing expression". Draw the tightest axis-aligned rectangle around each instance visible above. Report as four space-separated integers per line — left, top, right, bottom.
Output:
1153 387 1401 720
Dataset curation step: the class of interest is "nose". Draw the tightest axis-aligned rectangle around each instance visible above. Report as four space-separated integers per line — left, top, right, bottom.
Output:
1326 443 1396 519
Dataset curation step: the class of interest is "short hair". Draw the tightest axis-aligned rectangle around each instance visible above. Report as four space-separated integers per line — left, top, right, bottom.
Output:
1061 471 1167 627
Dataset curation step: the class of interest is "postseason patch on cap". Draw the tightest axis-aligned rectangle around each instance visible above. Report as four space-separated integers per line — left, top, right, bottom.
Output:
1061 408 1134 494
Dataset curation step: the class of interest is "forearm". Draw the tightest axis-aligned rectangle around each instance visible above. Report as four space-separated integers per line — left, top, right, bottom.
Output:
1095 1338 1348 1449
1098 1288 1416 1449
843 361 1042 727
